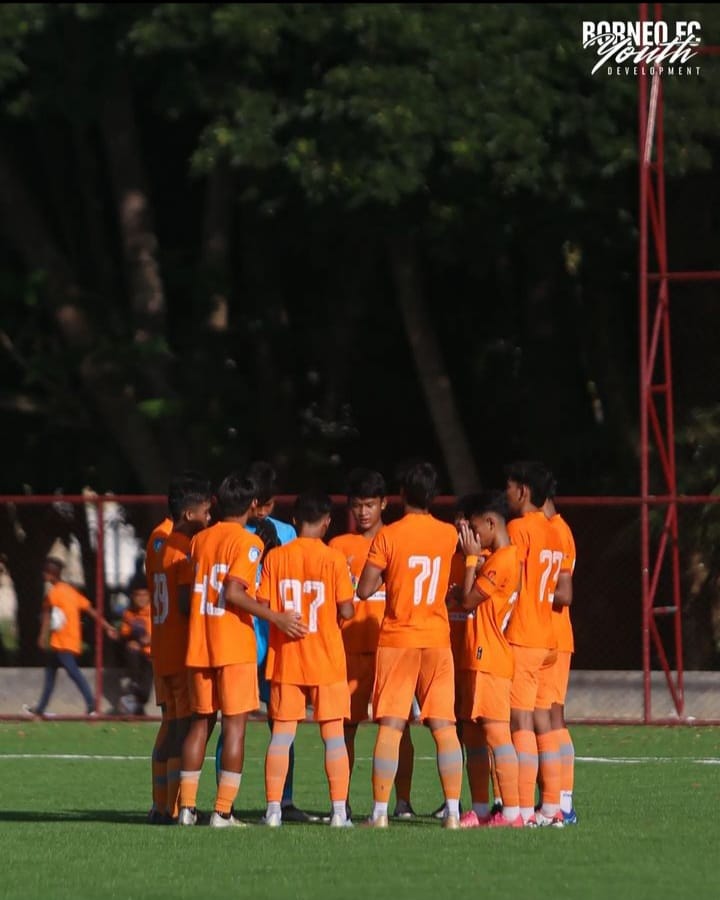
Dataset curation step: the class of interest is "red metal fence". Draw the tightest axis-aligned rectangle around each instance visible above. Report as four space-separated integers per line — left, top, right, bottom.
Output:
1 493 719 723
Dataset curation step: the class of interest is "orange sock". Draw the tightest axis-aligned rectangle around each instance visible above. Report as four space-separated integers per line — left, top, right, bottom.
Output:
179 769 201 810
484 721 519 811
166 756 181 818
372 725 403 807
537 731 561 809
320 720 349 803
462 721 489 806
556 727 574 811
394 726 414 803
265 721 296 804
215 770 242 815
512 729 538 817
432 725 463 806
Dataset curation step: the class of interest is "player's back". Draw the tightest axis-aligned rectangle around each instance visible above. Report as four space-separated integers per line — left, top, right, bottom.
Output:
146 530 192 676
368 513 457 649
329 532 386 654
464 544 519 678
505 510 563 650
547 512 576 653
186 521 262 668
261 538 353 685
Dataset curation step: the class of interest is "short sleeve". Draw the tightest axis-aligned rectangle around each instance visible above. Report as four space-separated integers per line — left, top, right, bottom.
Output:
73 588 91 612
561 528 577 574
507 519 529 564
334 554 355 604
227 536 263 599
366 528 390 571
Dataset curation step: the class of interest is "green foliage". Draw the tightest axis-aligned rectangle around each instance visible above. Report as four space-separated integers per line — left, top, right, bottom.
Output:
1 3 720 498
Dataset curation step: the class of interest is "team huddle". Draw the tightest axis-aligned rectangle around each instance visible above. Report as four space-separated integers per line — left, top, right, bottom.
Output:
144 459 577 829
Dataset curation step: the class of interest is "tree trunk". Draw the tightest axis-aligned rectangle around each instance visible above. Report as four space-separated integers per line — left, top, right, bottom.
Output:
100 69 167 346
0 143 170 491
388 235 479 494
199 160 234 333
99 70 187 474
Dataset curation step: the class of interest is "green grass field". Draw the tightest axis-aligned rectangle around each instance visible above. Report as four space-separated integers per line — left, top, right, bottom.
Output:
1 721 718 900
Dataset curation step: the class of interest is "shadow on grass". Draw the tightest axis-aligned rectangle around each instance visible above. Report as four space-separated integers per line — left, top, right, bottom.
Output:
0 809 149 824
0 808 439 826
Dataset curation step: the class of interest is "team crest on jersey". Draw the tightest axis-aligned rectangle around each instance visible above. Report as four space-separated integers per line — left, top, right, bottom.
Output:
476 646 484 660
153 538 164 553
248 546 261 563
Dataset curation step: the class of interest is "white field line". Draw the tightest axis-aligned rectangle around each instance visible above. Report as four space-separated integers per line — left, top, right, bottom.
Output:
0 754 718 764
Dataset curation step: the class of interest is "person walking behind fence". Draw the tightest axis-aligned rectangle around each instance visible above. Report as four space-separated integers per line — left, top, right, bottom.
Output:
23 557 116 717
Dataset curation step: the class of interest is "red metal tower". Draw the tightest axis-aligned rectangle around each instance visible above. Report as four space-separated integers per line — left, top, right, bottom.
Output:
638 3 720 721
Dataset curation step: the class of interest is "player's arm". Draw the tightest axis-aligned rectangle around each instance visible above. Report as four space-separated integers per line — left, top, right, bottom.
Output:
357 562 383 599
337 600 355 621
84 605 118 640
553 572 573 608
177 584 191 616
458 522 489 610
226 577 308 638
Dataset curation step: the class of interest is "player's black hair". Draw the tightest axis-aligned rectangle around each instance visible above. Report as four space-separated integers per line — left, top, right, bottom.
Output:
247 461 277 505
168 471 212 522
293 491 333 526
463 490 509 522
128 573 149 595
399 461 439 509
456 493 485 520
347 468 387 500
545 472 558 501
504 460 551 507
251 516 281 562
216 473 258 518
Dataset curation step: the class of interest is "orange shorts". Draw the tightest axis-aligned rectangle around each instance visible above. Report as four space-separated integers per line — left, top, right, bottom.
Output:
509 645 557 712
269 681 350 722
157 671 192 720
536 650 572 709
459 670 511 721
189 663 259 716
373 646 455 722
346 652 375 723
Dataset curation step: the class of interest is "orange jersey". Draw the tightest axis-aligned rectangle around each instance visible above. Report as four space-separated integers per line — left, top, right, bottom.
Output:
146 518 173 563
548 513 577 653
447 552 472 661
185 521 263 668
367 513 458 649
44 582 91 655
329 532 386 655
120 604 152 657
146 530 194 676
505 510 563 650
462 544 519 679
259 537 354 686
